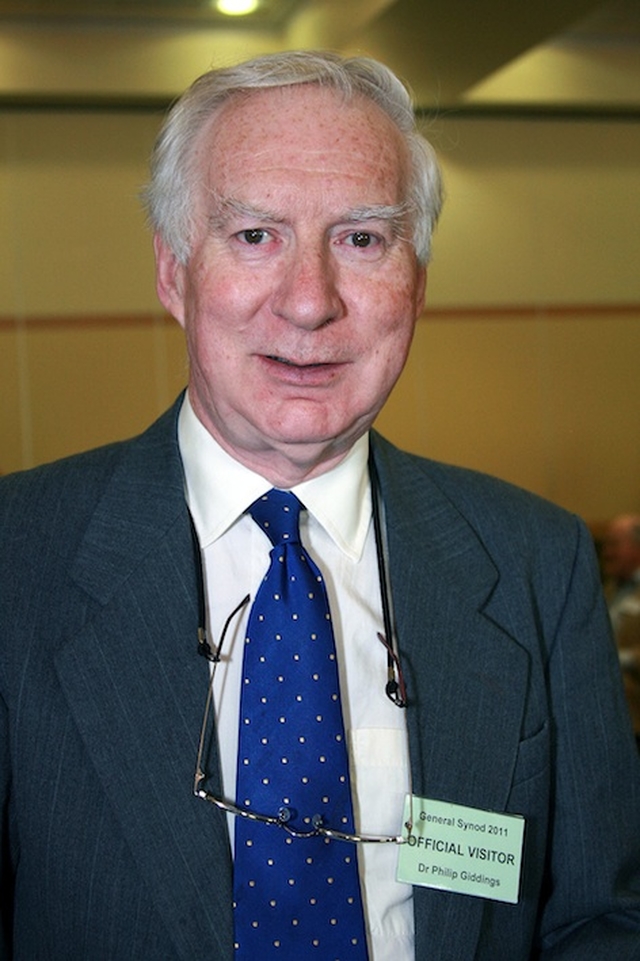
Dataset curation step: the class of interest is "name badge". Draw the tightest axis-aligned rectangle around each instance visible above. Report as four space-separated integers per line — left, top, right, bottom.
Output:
396 795 525 904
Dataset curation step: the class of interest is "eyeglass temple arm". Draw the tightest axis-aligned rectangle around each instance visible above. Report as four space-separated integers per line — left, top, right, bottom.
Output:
197 593 250 663
377 632 407 707
194 593 251 792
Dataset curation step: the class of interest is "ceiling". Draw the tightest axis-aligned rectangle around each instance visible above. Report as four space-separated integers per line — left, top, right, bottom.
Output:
0 0 638 34
0 0 638 113
0 0 303 25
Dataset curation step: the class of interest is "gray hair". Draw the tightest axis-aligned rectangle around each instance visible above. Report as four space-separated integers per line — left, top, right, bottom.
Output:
142 50 443 266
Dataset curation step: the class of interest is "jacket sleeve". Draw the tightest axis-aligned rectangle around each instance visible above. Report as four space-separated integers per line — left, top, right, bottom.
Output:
537 518 640 958
615 591 640 734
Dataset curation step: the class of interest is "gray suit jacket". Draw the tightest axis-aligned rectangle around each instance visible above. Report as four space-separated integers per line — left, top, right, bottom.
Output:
2 398 639 960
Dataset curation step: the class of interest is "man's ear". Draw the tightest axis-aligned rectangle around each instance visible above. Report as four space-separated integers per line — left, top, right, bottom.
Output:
154 233 187 328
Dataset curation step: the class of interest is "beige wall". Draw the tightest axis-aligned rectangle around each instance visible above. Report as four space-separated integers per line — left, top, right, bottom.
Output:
1 108 639 523
376 308 640 520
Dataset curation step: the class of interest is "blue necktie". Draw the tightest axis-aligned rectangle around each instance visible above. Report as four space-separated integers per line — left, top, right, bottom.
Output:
233 489 369 959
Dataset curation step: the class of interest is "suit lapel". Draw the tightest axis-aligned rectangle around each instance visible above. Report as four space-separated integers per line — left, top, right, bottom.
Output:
54 404 233 959
372 434 530 958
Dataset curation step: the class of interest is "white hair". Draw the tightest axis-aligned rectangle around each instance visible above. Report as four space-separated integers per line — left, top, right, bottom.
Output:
142 50 443 265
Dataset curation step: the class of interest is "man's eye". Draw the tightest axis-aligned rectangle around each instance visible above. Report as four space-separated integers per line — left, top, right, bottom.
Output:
350 231 374 248
239 228 269 245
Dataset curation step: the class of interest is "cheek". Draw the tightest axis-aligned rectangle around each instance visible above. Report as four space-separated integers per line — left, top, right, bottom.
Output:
184 262 230 317
359 286 417 387
375 326 414 388
182 266 257 349
356 277 418 351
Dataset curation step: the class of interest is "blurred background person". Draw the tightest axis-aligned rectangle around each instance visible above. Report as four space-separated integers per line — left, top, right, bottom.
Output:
602 513 640 745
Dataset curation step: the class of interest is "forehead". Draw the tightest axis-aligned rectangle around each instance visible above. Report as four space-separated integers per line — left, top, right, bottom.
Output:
193 84 409 208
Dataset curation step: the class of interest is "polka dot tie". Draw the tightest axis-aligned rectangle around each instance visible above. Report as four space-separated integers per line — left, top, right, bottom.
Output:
233 489 369 959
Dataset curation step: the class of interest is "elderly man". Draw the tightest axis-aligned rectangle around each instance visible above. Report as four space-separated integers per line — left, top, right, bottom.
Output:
1 51 639 961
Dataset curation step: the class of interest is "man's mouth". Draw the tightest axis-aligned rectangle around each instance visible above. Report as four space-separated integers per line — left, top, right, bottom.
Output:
259 353 345 385
267 355 330 368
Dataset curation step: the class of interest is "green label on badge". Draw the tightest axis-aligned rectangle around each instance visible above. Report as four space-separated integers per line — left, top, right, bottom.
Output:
396 796 525 904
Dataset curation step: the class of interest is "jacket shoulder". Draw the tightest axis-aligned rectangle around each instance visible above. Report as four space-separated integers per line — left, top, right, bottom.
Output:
372 431 578 531
0 400 182 551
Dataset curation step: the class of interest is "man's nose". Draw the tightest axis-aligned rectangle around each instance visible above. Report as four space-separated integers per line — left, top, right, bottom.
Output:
271 247 344 329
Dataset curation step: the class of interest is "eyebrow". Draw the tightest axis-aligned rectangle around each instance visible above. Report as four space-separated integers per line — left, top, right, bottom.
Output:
208 197 286 233
341 203 412 241
208 197 411 235
341 203 411 225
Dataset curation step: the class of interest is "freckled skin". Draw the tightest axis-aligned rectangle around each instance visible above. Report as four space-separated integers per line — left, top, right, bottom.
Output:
155 84 427 487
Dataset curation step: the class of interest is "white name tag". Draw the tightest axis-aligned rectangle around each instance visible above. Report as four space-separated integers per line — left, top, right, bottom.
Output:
396 795 525 904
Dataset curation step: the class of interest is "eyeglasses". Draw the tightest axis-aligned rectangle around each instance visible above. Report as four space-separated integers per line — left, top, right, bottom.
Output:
194 596 414 844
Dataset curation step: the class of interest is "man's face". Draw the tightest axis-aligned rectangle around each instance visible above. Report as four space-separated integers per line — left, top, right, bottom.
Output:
155 84 427 482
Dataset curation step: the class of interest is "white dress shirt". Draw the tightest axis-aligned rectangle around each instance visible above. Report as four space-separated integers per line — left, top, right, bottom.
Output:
178 396 414 961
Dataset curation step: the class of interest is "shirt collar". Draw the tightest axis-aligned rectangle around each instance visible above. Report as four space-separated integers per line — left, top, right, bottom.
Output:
178 394 371 561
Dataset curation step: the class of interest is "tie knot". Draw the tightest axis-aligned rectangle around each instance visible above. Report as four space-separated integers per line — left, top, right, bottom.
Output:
247 489 303 547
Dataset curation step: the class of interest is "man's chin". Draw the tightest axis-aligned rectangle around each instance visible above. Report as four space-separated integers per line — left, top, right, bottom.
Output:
260 414 368 453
